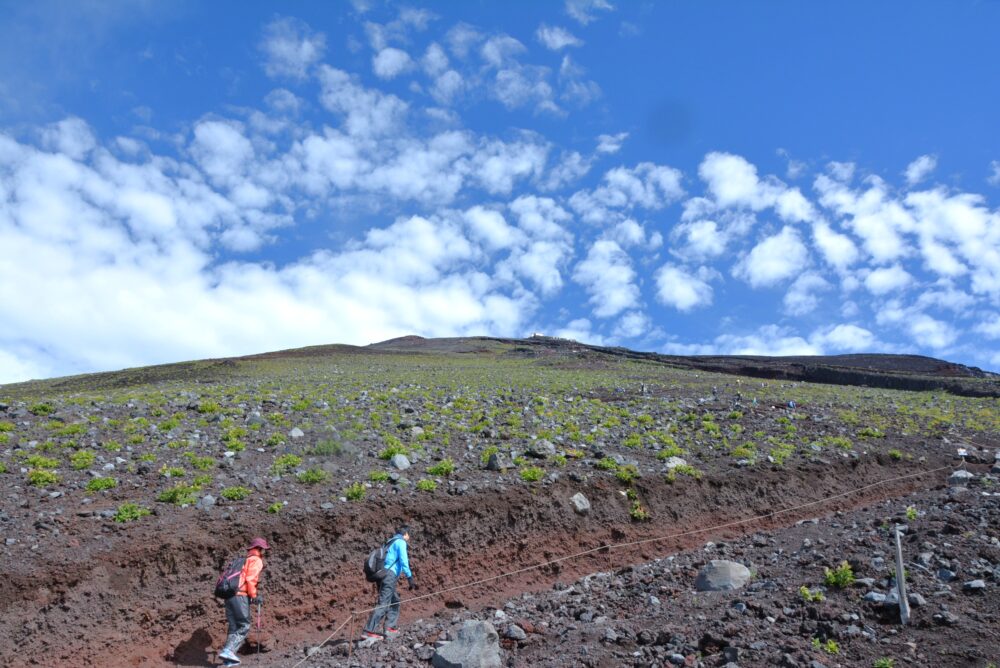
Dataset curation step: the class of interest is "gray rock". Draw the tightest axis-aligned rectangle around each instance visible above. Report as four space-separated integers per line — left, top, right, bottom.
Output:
527 439 556 458
485 453 511 472
504 624 526 641
695 560 752 591
863 591 886 603
432 620 501 668
948 470 974 485
933 611 959 626
963 579 986 592
908 593 927 607
937 568 957 582
196 495 216 511
288 427 305 439
411 426 425 438
662 456 688 469
669 654 686 665
391 454 411 470
570 492 591 515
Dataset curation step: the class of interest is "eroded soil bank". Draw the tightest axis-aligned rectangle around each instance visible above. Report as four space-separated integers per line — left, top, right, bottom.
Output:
0 455 958 667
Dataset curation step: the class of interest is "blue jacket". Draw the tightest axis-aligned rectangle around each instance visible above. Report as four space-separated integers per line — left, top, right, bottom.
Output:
383 534 412 578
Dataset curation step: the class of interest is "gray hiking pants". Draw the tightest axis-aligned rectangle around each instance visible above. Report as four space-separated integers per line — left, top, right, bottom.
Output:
364 572 400 633
222 595 252 654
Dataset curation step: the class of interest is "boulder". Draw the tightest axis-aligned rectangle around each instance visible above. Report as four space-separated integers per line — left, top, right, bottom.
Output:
526 439 556 458
432 620 501 668
196 495 216 511
485 453 511 472
695 560 752 592
390 454 411 471
662 456 688 470
948 470 974 485
570 492 591 515
288 427 305 440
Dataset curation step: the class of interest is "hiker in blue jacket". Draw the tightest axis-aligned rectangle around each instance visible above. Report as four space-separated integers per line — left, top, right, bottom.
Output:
363 525 415 638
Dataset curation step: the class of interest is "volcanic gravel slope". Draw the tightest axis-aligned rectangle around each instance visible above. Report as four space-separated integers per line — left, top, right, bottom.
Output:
0 337 997 668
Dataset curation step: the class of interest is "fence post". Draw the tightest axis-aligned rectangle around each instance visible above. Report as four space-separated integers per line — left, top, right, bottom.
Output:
893 524 910 625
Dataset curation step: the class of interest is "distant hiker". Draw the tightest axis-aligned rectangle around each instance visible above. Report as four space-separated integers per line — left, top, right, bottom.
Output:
219 537 269 665
363 525 416 639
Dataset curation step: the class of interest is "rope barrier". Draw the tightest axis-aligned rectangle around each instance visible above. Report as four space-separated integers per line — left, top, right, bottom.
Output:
289 464 951 667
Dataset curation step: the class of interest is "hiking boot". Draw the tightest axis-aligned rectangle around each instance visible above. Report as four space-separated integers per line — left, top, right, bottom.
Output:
362 631 384 640
219 648 241 665
386 627 400 638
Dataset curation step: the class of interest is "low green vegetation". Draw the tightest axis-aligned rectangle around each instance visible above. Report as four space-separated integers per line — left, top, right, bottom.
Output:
799 585 825 602
297 468 328 484
271 454 302 475
520 466 544 482
426 458 455 476
28 469 60 487
86 477 117 492
114 502 150 522
267 502 283 514
368 470 391 482
629 501 649 521
344 482 366 501
157 484 199 505
823 561 855 588
70 450 96 470
873 659 895 668
220 486 251 501
416 478 437 492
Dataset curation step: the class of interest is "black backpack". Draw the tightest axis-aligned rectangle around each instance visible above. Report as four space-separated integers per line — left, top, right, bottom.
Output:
214 556 246 599
363 537 400 583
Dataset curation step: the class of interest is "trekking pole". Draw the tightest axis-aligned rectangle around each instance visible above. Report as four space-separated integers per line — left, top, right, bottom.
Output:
256 598 263 656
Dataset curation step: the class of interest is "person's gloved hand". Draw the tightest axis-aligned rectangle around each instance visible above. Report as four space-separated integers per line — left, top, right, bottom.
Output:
407 576 417 590
250 596 262 605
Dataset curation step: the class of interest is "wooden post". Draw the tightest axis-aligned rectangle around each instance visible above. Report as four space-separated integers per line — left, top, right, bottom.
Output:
893 524 910 625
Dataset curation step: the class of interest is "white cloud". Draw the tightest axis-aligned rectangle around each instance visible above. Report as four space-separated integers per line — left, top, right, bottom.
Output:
566 0 615 25
608 219 646 248
445 23 482 59
573 239 639 317
481 35 526 68
552 317 606 345
431 70 465 105
974 313 1000 339
811 220 859 270
715 325 820 356
470 134 549 194
864 264 913 295
814 174 913 263
613 311 650 339
189 120 255 189
733 226 810 288
907 313 958 349
811 324 876 351
989 160 1000 186
596 132 627 154
655 264 714 312
463 205 522 251
260 17 326 80
492 65 560 114
783 272 830 315
373 47 414 79
40 117 96 160
558 56 602 107
318 66 408 138
674 219 727 259
905 154 937 186
422 43 449 76
570 162 684 224
536 24 582 50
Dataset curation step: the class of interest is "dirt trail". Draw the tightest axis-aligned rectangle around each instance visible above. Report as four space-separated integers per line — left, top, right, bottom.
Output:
0 454 959 668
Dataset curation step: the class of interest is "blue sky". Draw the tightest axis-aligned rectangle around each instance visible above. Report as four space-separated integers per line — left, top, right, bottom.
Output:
2 0 1000 384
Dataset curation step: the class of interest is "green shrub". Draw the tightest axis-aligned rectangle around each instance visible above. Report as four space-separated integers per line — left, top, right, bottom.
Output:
416 478 437 492
369 470 391 482
312 438 343 456
25 454 59 469
551 454 567 467
103 440 122 452
86 477 117 492
379 443 409 460
823 561 855 588
220 486 251 501
55 423 87 437
873 659 895 668
731 445 755 459
622 433 642 448
183 453 215 470
596 457 618 471
28 469 60 487
888 448 903 460
157 484 199 505
191 474 212 488
629 501 649 521
160 466 185 478
344 482 366 501
138 453 156 462
70 450 96 470
267 502 283 514
799 585 825 602
114 502 150 522
857 426 885 438
0 433 7 445
0 462 6 474
29 403 55 416
271 454 303 475
290 398 311 411
196 400 221 414
480 445 500 464
426 458 455 476
616 464 639 484
297 468 328 484
520 466 544 482
666 464 702 483
905 505 918 521
0 420 15 432
727 411 743 420
265 434 285 447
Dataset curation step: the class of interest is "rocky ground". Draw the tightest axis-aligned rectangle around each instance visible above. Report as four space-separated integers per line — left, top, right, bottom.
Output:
0 337 997 668
310 465 999 668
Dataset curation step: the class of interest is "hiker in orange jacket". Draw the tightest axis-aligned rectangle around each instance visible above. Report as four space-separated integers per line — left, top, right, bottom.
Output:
219 537 269 665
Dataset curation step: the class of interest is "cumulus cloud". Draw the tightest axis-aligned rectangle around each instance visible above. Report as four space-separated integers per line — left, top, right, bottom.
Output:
989 160 1000 186
570 162 683 224
714 325 820 356
811 221 859 270
566 0 614 25
613 310 651 339
733 226 810 288
864 265 913 295
699 152 814 222
260 17 326 80
655 264 714 311
905 154 937 186
974 313 1000 339
572 239 639 317
536 24 582 50
373 47 414 79
596 132 627 154
811 324 877 351
814 174 913 263
783 272 830 315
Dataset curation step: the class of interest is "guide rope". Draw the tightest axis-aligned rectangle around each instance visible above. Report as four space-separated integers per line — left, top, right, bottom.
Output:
289 464 952 667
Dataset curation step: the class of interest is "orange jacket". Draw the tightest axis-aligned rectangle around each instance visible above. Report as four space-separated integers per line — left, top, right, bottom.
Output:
237 549 264 598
